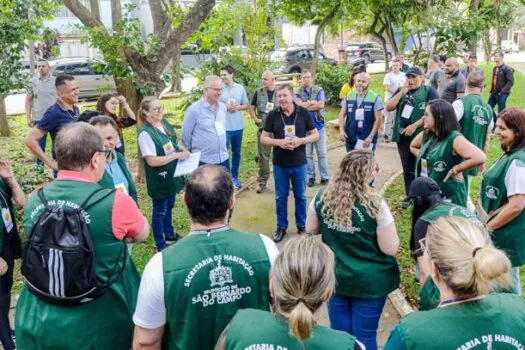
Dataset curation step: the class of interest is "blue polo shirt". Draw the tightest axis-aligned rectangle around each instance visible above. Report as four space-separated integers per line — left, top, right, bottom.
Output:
37 102 79 158
220 82 248 131
294 88 326 130
105 150 130 194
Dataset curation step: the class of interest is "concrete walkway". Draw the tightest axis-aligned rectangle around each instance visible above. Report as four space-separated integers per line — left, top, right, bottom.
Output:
230 141 403 348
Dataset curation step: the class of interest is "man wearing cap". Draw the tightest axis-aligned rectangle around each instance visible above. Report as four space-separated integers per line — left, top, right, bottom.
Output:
386 67 439 209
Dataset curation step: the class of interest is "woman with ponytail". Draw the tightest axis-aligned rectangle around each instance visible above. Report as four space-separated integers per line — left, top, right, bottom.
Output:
306 149 400 350
385 217 525 349
137 96 189 251
215 235 362 350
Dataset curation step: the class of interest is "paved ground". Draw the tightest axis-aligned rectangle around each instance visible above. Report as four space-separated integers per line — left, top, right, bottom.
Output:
230 140 402 348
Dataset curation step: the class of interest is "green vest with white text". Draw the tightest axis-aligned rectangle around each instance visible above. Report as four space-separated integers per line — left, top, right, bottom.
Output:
162 228 271 349
16 180 140 350
392 85 429 143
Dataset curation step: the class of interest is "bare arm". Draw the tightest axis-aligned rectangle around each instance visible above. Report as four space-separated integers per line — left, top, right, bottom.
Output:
25 93 33 125
308 100 325 111
130 218 150 243
385 90 404 112
214 324 230 350
122 102 137 121
338 106 347 142
132 325 165 350
248 105 257 120
377 222 399 256
0 160 25 207
368 110 384 140
410 132 424 156
25 128 56 171
487 194 525 232
305 207 321 234
260 130 283 148
449 136 486 174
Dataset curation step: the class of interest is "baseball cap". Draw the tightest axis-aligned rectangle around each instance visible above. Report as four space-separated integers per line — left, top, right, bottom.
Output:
405 66 423 76
408 177 441 198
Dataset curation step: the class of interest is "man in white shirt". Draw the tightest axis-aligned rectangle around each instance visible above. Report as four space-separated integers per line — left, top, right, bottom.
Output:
132 165 278 349
382 59 406 142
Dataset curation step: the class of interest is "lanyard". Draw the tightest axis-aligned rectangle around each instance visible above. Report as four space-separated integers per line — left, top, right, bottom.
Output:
439 295 484 307
190 225 229 236
0 190 9 209
357 90 369 109
279 107 298 128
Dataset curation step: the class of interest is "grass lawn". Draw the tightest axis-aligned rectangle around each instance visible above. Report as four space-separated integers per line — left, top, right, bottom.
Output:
383 62 525 306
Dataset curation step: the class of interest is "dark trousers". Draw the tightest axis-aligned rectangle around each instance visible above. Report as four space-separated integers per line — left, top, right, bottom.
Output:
397 133 416 196
0 236 15 350
488 92 509 126
151 195 176 251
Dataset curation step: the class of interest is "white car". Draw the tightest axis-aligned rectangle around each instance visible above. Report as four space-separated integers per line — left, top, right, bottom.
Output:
501 40 520 54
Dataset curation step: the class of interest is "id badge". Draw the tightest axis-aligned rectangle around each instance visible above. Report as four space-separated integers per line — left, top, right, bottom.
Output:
215 121 226 136
228 98 236 105
163 141 175 155
421 158 429 177
2 207 13 233
355 108 365 121
115 183 129 195
358 121 364 129
401 105 414 119
265 102 274 113
284 125 296 140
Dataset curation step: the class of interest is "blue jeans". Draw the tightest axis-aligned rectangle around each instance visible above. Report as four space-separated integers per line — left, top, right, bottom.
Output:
489 92 509 126
328 294 387 350
151 195 176 250
307 127 329 181
273 164 307 230
226 129 243 179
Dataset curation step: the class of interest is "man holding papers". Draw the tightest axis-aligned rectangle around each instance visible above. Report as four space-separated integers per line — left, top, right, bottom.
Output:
338 72 384 152
138 96 189 251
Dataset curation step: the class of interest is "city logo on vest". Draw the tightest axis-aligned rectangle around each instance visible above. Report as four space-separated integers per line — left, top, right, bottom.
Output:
457 334 524 350
472 106 490 126
448 207 484 228
158 171 167 178
186 254 255 308
433 161 447 172
485 186 500 200
418 101 426 110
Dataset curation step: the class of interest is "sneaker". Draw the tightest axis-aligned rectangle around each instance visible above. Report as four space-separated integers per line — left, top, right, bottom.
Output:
307 178 315 187
256 183 266 194
233 177 243 189
297 227 306 235
273 227 287 243
320 179 329 185
165 233 182 245
402 197 412 210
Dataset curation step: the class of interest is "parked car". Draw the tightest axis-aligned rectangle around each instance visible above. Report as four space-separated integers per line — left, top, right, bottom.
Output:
49 58 116 99
276 48 338 74
501 40 520 54
346 42 392 63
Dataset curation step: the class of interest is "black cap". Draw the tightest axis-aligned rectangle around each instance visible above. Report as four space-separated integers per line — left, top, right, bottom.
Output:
405 66 422 76
408 177 441 198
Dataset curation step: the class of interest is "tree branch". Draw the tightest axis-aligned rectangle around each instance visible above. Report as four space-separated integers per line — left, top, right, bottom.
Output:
111 0 122 28
148 0 168 34
64 0 105 29
311 0 341 79
155 0 216 71
90 0 100 21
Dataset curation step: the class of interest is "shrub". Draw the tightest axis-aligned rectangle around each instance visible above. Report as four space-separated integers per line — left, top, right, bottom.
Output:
315 63 354 106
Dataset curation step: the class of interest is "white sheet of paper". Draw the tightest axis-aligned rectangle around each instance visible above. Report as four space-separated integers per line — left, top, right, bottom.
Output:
175 152 201 177
401 105 414 119
215 121 226 136
355 139 374 150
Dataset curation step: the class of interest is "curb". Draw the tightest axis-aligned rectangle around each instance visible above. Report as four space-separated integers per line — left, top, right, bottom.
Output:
378 169 415 318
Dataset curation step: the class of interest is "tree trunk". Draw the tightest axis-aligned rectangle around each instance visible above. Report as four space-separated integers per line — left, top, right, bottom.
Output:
90 0 100 21
0 96 10 137
311 0 341 79
371 32 389 72
170 46 182 93
469 0 480 53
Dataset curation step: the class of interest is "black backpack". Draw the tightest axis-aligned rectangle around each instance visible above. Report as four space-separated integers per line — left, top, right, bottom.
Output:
21 187 127 306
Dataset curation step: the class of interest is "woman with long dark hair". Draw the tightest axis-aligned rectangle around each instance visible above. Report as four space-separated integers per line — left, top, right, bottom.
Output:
480 107 525 295
410 99 485 206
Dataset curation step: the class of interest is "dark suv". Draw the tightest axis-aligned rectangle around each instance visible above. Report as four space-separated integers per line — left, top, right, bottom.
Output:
346 42 392 63
276 47 365 74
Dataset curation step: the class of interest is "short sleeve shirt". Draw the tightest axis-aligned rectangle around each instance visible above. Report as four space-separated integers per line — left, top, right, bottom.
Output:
37 102 80 157
438 71 466 103
383 72 406 101
263 104 316 168
220 82 249 131
30 76 57 121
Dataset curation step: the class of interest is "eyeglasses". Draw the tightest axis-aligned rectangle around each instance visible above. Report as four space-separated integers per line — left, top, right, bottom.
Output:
93 149 112 158
207 87 223 92
151 106 164 112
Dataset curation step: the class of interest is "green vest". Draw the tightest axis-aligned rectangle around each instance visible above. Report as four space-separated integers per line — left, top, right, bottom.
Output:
418 203 483 310
139 119 185 199
0 177 17 255
296 84 326 122
392 85 429 143
416 130 468 207
225 309 357 350
162 228 271 349
391 293 525 349
16 180 140 349
460 95 492 176
314 190 399 298
481 150 525 266
98 151 138 204
255 87 276 126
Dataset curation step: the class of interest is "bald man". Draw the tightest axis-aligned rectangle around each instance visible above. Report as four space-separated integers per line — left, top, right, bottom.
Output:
249 71 276 193
338 72 384 152
438 57 466 103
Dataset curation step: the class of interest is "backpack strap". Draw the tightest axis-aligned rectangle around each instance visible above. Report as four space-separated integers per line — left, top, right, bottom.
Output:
37 187 49 207
79 187 116 211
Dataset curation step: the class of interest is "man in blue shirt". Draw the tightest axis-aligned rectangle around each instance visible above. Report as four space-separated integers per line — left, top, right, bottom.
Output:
24 74 79 176
219 65 249 189
294 70 329 187
182 76 229 169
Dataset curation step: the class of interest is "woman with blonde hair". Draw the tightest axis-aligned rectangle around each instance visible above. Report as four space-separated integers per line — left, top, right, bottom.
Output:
215 235 361 350
385 217 525 349
306 149 400 350
137 96 189 251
